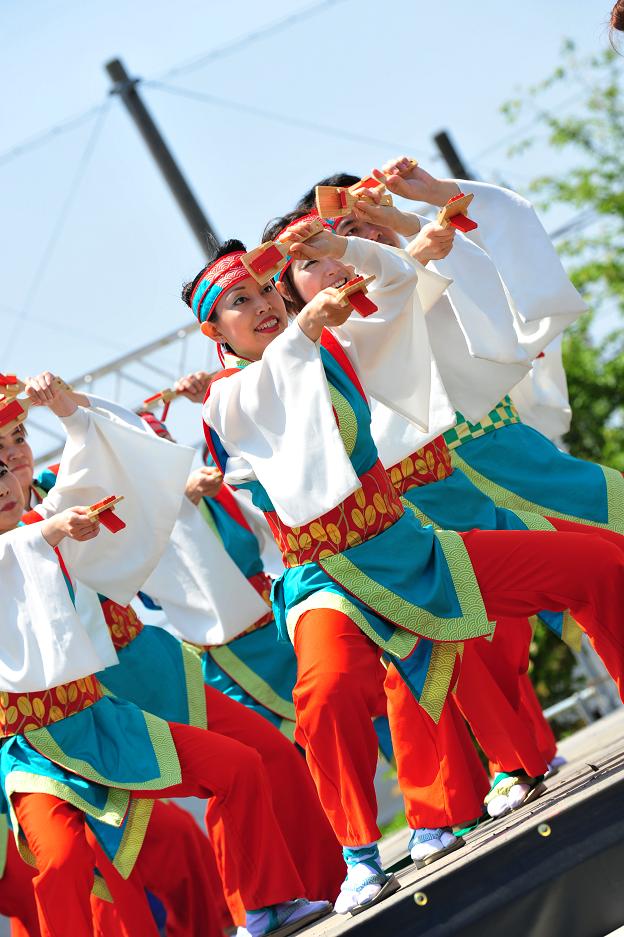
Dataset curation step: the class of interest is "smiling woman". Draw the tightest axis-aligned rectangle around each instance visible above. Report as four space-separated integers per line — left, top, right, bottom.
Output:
181 238 290 364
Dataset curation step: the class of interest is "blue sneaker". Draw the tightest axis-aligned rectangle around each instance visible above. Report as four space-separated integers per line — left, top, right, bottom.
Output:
334 845 400 915
245 898 332 937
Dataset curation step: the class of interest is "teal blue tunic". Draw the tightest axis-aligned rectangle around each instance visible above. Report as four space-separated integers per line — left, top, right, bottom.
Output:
199 490 298 736
97 625 207 730
205 335 496 721
446 407 624 535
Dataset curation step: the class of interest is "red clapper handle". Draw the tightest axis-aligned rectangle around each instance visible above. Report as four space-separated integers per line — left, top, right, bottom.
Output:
348 291 378 317
98 509 126 533
449 214 478 233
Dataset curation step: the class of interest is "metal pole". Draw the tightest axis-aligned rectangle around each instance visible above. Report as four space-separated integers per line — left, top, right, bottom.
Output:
433 129 472 180
105 57 219 254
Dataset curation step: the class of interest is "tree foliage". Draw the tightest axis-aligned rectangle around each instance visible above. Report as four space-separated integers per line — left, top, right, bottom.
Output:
502 42 624 728
504 41 624 471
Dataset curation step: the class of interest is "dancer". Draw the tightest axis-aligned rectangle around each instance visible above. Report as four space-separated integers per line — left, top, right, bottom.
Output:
188 223 624 914
0 386 332 937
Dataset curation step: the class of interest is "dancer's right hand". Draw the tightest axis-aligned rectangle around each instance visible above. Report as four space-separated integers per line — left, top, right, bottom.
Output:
41 506 100 547
297 287 354 342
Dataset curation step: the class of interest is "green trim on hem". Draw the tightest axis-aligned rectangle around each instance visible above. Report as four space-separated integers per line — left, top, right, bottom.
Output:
182 643 208 729
400 497 436 528
25 711 182 792
318 530 493 642
0 815 8 879
5 772 153 879
4 770 130 829
419 641 462 724
278 719 296 742
115 797 155 879
286 591 420 658
206 644 296 721
4 770 132 873
511 511 556 532
92 874 114 903
452 451 624 535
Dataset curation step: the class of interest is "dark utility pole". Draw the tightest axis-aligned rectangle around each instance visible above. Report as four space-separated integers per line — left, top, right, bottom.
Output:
433 130 472 180
105 57 219 254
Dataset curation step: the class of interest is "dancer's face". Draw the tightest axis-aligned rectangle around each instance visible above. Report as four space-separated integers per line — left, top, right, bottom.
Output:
0 425 34 498
204 279 289 361
333 212 401 248
0 462 25 533
288 255 355 304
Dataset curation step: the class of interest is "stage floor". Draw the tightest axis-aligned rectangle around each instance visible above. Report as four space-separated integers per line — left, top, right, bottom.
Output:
1 708 622 937
301 706 624 937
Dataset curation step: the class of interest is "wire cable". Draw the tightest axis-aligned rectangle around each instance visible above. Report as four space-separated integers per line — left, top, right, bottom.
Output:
0 0 348 170
146 80 429 159
3 102 111 358
0 104 104 168
156 0 351 81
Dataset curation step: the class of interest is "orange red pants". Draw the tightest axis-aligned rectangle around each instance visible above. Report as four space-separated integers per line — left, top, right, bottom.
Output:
293 528 624 845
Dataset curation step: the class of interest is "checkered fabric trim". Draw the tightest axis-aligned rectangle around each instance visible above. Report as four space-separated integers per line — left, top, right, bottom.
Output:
444 396 520 450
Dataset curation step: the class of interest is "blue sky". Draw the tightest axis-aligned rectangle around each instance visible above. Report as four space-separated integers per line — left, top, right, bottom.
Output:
0 0 615 399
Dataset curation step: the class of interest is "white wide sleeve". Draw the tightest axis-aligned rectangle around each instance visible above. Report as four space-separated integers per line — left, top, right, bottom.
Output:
511 336 572 443
38 404 195 605
332 237 450 430
204 323 360 527
0 525 115 692
427 227 529 365
142 497 270 645
456 180 588 325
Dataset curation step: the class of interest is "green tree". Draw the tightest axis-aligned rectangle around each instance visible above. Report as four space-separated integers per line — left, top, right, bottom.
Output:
502 42 624 728
503 41 624 470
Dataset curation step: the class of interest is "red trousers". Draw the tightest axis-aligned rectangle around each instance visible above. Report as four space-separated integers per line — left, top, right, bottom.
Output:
198 686 344 925
456 519 624 777
12 712 315 936
462 528 624 697
121 800 226 937
456 617 553 777
0 832 39 937
292 528 624 845
293 609 490 845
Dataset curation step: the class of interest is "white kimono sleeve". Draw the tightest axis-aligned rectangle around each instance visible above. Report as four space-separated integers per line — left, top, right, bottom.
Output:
142 496 270 645
424 225 529 365
0 525 116 692
37 404 194 605
458 180 588 325
332 237 451 430
511 336 572 443
204 323 360 527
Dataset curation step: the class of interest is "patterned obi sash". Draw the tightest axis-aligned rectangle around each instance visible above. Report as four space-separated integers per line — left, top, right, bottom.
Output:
444 395 521 450
0 676 103 739
99 599 144 650
388 438 453 496
266 459 404 567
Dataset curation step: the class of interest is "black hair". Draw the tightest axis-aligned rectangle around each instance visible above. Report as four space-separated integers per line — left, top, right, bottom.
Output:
0 460 7 470
296 173 361 211
181 238 248 309
261 210 310 314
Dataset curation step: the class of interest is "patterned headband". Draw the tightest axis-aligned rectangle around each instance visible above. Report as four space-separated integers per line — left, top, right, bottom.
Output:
191 251 250 324
273 211 333 283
